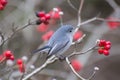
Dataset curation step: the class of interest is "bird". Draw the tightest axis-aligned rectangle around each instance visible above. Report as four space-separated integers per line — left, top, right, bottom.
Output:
32 25 75 59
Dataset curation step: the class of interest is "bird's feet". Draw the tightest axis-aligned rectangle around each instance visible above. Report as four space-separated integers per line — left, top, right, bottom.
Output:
58 55 66 62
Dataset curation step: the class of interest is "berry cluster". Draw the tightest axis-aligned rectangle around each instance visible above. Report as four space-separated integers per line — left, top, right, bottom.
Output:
0 50 14 63
17 59 25 73
3 50 14 61
97 40 111 56
0 0 7 10
49 7 63 19
36 11 51 25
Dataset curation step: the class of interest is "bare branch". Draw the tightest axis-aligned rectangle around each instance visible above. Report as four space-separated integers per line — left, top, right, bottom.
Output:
22 56 58 80
67 0 78 11
77 0 84 27
68 43 97 58
66 57 86 80
78 17 120 27
20 73 25 80
0 19 36 47
72 34 86 45
106 0 119 10
66 58 99 80
67 0 84 31
80 17 97 26
96 17 120 22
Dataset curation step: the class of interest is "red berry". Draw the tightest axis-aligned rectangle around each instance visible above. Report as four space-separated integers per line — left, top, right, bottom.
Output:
42 34 48 41
17 59 23 65
103 50 109 56
19 64 25 73
40 17 46 22
4 50 12 58
45 13 51 20
98 49 103 54
104 45 111 50
107 18 119 29
71 60 82 72
46 31 54 40
49 11 60 19
42 30 54 41
37 11 45 17
1 0 7 6
37 23 49 32
53 12 60 19
73 31 83 41
99 40 106 46
105 41 111 45
10 55 14 61
0 4 4 10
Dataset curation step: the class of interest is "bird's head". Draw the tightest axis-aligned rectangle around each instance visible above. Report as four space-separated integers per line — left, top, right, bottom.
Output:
60 25 75 36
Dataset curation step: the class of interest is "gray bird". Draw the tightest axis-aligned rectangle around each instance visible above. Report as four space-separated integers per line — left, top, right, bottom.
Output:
32 25 75 59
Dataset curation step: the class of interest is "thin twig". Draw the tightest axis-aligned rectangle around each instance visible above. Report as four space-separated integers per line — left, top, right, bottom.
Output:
66 57 99 80
59 14 64 26
67 0 78 11
66 57 86 80
0 19 36 47
106 0 119 10
96 17 120 22
80 17 97 26
20 73 25 80
77 0 84 27
72 34 86 45
68 44 97 58
78 16 120 27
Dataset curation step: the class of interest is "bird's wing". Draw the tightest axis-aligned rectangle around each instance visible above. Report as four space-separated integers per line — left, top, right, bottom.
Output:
47 39 69 57
32 46 52 54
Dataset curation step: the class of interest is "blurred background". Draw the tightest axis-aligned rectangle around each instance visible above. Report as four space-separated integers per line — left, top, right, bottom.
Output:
0 0 120 80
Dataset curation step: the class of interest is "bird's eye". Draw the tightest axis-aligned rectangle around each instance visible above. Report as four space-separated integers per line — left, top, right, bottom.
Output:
69 30 72 32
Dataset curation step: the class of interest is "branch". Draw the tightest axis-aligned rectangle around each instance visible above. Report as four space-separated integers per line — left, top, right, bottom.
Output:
79 17 120 27
106 0 119 10
67 0 84 33
77 0 84 27
66 57 85 80
68 43 97 58
0 19 36 47
72 34 86 45
22 56 58 80
67 0 78 11
80 17 97 26
66 57 99 80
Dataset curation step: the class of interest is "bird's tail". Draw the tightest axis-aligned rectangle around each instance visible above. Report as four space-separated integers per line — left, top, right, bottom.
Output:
32 46 51 54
